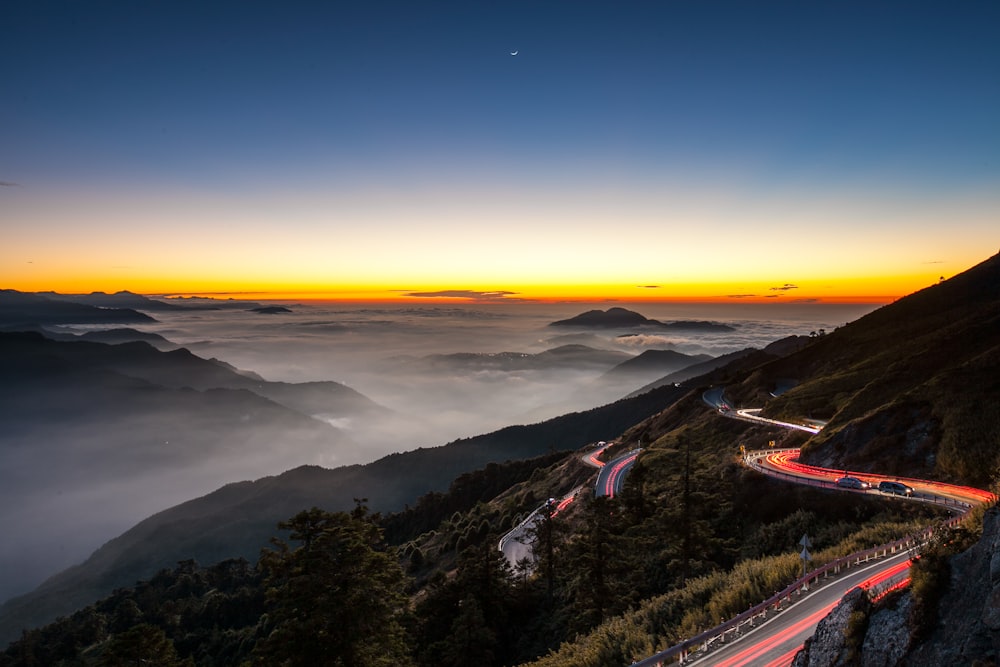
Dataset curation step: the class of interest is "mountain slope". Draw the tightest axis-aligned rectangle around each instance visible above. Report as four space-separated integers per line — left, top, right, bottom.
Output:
600 349 713 383
0 332 399 606
725 252 1000 485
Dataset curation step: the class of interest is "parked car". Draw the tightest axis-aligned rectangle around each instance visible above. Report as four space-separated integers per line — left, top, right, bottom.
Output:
836 476 871 490
878 481 914 496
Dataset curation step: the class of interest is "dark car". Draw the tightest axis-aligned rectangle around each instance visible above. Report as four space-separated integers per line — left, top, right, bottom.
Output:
878 481 914 496
836 476 871 490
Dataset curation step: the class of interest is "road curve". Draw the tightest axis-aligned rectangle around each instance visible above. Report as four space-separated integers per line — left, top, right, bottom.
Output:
633 394 994 667
498 442 613 568
595 448 640 498
750 448 993 508
687 551 914 667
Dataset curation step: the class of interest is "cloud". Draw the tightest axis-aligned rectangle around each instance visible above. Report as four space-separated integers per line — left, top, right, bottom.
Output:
637 285 661 289
769 283 799 292
725 294 758 299
615 333 675 348
403 290 520 301
0 181 19 187
921 260 945 264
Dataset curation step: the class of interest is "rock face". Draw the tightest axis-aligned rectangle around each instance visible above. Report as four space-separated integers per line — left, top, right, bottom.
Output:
860 596 911 667
905 505 1000 665
792 587 869 667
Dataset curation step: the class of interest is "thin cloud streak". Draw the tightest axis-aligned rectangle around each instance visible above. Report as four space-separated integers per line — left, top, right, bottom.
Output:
403 290 520 301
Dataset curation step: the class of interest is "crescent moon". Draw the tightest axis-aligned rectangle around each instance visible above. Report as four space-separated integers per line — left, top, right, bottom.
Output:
510 50 518 56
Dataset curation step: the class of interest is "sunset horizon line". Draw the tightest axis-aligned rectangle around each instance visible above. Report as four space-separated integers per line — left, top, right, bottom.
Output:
7 285 901 306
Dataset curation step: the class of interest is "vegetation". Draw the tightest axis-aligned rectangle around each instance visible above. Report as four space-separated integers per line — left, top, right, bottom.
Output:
906 512 984 644
381 451 570 546
252 506 411 666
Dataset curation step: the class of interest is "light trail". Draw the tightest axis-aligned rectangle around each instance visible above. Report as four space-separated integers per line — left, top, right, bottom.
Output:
584 447 608 468
860 560 910 592
762 449 996 506
551 494 575 517
637 393 996 667
602 452 638 498
761 646 800 667
735 408 821 434
709 560 911 667
712 603 838 667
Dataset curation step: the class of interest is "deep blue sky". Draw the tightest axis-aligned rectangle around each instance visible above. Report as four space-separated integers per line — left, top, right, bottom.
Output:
3 1 999 299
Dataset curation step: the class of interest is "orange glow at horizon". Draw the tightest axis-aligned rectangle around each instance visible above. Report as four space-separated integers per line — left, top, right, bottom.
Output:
0 277 912 305
1 238 983 305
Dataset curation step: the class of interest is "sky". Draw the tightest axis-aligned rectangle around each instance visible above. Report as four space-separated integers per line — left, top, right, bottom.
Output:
2 0 999 303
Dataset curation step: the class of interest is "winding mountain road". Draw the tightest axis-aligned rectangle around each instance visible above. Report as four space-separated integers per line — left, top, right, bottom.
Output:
632 391 994 666
498 442 613 568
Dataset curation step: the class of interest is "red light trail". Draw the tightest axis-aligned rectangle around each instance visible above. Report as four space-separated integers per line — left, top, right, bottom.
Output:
712 603 838 667
762 450 995 505
603 452 638 498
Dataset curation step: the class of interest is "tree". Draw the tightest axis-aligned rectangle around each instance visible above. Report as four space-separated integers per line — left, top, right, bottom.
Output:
563 494 618 633
439 596 496 667
100 623 186 667
253 507 413 666
413 542 514 667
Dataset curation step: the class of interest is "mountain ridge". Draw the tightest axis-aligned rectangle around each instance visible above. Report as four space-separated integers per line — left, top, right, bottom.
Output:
548 306 735 332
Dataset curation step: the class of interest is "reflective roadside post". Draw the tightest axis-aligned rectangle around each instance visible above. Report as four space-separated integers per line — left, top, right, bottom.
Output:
799 534 812 587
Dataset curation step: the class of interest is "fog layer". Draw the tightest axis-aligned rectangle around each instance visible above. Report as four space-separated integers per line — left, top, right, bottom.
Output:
1 300 875 602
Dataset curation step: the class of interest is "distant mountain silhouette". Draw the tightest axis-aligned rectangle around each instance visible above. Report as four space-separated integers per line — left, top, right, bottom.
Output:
76 327 178 349
0 331 395 612
407 344 632 373
549 307 735 332
5 325 179 350
36 290 193 312
600 349 713 382
0 290 156 327
624 337 812 397
35 290 267 311
250 306 292 314
157 295 265 310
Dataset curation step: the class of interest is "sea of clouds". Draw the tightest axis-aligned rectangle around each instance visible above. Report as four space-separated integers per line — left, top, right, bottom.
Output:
0 299 878 604
140 300 876 457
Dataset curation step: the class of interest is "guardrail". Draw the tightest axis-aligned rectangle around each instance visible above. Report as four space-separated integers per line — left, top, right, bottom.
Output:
498 506 544 554
744 449 974 512
633 540 925 666
632 449 975 667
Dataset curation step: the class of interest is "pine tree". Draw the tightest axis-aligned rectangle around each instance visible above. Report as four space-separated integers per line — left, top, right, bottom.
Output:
253 507 413 666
